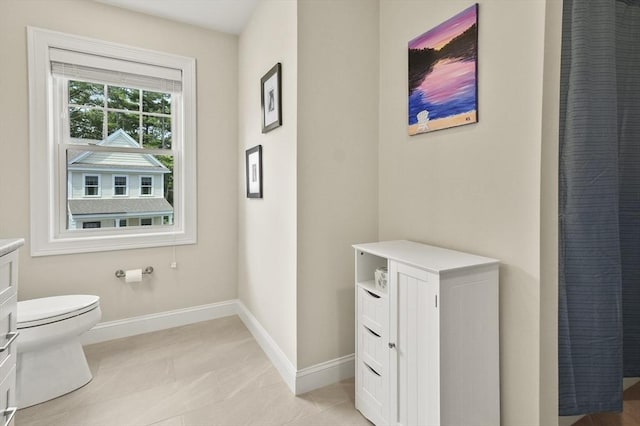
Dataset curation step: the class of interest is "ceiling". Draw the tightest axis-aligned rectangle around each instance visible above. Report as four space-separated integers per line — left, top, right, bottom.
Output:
94 0 259 35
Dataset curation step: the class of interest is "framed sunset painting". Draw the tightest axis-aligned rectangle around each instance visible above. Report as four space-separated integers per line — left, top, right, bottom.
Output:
408 4 478 135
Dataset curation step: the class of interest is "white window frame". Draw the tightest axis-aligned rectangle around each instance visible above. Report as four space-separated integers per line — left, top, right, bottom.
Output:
113 175 128 197
139 175 153 196
28 27 197 256
83 174 101 197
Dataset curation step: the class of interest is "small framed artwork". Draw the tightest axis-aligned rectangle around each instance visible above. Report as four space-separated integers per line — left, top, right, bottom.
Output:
408 4 478 135
245 145 263 198
261 63 282 133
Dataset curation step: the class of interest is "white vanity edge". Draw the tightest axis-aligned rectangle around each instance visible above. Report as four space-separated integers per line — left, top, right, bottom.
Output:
0 238 25 257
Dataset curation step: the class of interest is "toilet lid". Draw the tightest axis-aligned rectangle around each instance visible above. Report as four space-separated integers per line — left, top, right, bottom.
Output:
17 295 100 328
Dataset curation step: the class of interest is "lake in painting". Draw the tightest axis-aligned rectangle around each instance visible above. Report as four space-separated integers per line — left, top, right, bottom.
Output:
408 4 478 135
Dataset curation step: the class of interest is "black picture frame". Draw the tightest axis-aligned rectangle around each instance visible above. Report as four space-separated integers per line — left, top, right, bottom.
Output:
261 63 282 133
245 145 263 198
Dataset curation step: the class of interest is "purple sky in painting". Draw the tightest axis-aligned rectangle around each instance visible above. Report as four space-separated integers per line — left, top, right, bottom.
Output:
420 59 476 104
408 4 477 50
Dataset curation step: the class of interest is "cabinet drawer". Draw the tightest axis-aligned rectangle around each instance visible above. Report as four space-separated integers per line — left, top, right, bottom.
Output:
358 323 386 373
0 366 16 426
0 294 16 383
357 286 388 335
0 252 16 302
357 358 386 418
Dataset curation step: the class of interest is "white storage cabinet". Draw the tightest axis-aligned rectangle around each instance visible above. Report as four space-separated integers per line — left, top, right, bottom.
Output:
353 240 499 426
0 239 23 426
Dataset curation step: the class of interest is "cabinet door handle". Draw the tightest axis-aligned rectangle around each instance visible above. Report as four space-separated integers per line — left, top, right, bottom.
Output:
0 332 19 353
388 342 396 349
3 407 17 426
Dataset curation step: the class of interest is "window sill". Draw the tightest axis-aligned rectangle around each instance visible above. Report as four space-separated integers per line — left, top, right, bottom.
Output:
31 230 196 257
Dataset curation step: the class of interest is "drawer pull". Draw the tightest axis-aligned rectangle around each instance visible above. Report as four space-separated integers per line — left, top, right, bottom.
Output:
363 361 381 377
0 332 19 353
364 289 381 299
364 325 381 338
3 407 16 426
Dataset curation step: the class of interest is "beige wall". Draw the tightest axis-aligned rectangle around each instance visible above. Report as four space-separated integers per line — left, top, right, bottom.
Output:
379 1 548 424
296 0 379 368
238 0 299 364
541 0 562 424
0 0 239 321
1 1 566 422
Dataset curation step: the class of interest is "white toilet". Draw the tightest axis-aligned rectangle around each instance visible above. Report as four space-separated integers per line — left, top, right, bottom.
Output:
16 295 101 408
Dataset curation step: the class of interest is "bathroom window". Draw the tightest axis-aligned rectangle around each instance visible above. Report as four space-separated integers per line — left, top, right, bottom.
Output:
28 27 197 256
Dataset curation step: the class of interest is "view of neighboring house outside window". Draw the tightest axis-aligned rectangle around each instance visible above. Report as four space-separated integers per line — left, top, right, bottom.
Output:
64 76 174 230
67 129 173 230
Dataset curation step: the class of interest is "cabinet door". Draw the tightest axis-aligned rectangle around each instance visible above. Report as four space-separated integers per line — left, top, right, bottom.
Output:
389 261 439 426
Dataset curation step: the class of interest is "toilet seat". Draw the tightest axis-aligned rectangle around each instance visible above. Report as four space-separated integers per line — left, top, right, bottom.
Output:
18 295 100 329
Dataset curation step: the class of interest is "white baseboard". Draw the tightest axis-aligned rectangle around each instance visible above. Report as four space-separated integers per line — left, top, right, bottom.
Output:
81 299 238 345
296 354 355 395
235 300 297 393
81 299 355 395
235 300 354 395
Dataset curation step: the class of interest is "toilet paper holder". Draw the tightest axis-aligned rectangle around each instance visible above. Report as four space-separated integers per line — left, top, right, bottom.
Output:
115 266 154 279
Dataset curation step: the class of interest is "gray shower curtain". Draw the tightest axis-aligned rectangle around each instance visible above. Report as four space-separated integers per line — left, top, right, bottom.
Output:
559 0 640 416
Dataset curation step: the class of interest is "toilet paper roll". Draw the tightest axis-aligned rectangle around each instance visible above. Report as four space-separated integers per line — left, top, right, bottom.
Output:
125 268 143 283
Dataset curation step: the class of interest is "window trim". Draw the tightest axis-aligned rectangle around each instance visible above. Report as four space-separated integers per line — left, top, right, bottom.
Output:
28 26 197 256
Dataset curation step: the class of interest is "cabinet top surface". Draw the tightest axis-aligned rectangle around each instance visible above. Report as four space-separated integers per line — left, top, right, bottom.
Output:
353 240 498 273
0 238 25 257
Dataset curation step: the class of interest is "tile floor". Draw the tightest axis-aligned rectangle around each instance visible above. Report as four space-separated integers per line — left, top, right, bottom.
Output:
572 381 640 426
15 316 372 426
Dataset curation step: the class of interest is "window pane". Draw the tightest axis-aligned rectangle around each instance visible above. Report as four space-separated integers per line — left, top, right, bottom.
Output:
140 176 153 195
142 116 172 149
143 91 171 114
84 175 99 196
114 176 127 195
69 107 104 140
107 86 140 111
156 155 174 207
69 81 104 107
108 112 140 142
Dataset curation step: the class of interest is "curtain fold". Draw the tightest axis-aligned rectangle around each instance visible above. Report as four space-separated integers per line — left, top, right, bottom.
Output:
559 0 640 416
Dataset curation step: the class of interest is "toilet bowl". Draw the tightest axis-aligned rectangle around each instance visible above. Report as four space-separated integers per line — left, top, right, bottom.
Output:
16 295 101 408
